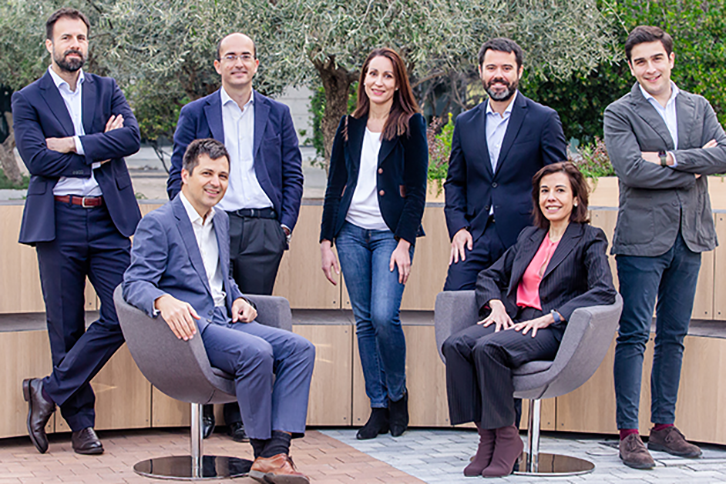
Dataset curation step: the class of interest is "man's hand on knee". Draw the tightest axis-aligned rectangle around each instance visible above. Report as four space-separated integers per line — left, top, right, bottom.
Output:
232 298 257 323
154 295 199 340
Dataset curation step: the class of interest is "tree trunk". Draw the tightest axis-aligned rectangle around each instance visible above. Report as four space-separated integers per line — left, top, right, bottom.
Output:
0 112 22 185
314 56 357 171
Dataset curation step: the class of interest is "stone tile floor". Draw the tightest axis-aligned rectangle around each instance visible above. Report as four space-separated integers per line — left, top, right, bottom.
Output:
3 427 726 483
322 428 726 484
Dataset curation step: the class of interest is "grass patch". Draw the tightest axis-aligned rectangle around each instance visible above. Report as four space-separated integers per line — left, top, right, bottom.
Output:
0 167 29 189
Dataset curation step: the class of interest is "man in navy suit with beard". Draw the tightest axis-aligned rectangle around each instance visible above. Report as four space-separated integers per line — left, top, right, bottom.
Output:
444 38 568 291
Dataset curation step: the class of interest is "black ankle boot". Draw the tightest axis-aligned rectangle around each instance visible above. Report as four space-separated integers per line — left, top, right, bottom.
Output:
356 407 389 440
388 391 408 437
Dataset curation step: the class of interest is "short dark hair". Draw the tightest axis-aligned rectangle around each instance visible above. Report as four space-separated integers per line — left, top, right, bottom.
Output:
531 162 590 229
625 26 673 62
216 33 257 60
46 8 90 41
182 139 229 174
478 38 524 69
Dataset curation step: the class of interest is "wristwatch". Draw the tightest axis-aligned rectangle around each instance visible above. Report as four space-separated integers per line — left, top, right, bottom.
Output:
550 309 562 324
658 151 668 167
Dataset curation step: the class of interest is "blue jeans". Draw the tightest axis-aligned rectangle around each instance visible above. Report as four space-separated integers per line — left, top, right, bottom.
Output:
613 232 701 429
336 222 413 407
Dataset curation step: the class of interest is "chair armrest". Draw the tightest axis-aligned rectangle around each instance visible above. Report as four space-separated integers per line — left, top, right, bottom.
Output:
244 295 293 332
434 290 478 363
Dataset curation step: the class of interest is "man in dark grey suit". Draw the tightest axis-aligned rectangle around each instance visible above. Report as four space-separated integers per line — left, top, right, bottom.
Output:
604 25 726 470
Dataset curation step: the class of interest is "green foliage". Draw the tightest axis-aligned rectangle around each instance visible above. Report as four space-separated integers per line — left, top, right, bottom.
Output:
426 113 455 193
307 84 357 160
522 0 726 143
0 168 29 189
569 136 615 178
124 80 189 142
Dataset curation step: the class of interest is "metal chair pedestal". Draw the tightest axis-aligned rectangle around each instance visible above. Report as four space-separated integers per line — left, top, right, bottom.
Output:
133 404 252 480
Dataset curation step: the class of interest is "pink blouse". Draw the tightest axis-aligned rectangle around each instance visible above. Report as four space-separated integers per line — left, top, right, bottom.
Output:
516 234 560 310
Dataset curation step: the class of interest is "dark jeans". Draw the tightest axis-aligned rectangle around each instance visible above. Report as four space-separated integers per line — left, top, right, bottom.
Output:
442 307 564 429
444 218 506 291
37 200 129 431
336 222 413 407
613 232 701 429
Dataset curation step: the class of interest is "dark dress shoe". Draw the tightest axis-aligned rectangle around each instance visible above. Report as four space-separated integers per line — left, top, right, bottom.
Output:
227 421 249 442
22 378 55 454
356 407 389 440
72 427 104 455
202 404 215 439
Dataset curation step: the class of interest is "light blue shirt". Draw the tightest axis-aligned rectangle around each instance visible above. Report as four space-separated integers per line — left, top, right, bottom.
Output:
639 81 679 165
485 90 517 174
217 88 273 212
48 67 102 197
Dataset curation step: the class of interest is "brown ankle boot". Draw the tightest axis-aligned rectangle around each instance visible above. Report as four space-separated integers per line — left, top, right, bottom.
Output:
463 424 495 476
481 425 523 477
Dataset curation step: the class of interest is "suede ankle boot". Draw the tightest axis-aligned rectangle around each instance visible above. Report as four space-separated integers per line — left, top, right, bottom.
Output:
388 391 409 437
356 407 389 440
481 425 523 478
463 424 496 476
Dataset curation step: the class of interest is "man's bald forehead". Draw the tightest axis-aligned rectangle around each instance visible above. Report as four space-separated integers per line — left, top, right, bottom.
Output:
216 33 256 59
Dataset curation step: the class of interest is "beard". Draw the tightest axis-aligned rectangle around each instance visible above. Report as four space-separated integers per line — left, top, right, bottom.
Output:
485 76 518 102
54 48 86 73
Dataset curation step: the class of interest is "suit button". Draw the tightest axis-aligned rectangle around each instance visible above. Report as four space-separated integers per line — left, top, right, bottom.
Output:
208 310 213 316
484 205 490 211
492 182 498 188
207 319 212 323
379 190 385 196
378 168 383 174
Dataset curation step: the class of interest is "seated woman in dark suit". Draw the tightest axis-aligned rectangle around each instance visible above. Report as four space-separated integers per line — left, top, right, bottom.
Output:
442 162 617 477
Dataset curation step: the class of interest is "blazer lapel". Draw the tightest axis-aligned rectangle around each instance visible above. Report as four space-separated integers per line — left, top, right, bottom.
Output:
38 71 74 136
378 136 397 167
629 83 675 149
507 228 547 297
204 90 225 143
542 223 583 280
253 91 270 158
346 115 366 177
172 197 212 296
495 93 526 177
472 103 494 179
675 91 696 149
81 74 96 135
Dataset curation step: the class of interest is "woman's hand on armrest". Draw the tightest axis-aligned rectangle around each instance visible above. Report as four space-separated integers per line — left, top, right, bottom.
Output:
478 299 513 332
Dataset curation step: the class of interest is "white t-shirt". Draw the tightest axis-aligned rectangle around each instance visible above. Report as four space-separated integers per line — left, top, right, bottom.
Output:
345 128 389 231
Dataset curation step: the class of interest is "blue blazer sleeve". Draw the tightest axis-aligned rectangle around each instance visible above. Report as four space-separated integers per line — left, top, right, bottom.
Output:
394 113 428 244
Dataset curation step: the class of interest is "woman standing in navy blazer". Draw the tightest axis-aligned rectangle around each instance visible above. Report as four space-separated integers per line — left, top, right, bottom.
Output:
320 48 428 440
443 162 617 477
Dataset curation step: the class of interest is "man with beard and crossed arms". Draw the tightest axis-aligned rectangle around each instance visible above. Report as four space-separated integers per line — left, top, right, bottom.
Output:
444 37 567 291
13 8 141 455
167 33 304 441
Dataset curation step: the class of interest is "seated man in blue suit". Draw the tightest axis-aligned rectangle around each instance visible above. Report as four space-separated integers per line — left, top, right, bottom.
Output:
444 38 568 291
123 139 314 484
15 8 141 455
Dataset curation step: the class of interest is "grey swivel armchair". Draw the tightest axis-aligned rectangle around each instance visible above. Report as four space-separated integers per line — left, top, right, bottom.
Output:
113 286 293 480
434 290 622 476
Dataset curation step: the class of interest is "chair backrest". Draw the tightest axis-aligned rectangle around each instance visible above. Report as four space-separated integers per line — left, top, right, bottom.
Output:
433 290 623 400
114 285 237 405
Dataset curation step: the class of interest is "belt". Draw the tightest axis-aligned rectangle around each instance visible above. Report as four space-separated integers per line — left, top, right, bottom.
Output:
228 207 277 219
54 195 104 208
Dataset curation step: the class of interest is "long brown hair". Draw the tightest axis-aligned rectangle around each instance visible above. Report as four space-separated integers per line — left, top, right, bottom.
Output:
531 162 590 229
351 48 420 140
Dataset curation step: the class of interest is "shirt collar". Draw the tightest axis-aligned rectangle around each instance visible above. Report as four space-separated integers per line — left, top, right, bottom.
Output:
179 191 215 227
486 90 517 117
221 87 254 110
639 81 679 107
48 66 85 92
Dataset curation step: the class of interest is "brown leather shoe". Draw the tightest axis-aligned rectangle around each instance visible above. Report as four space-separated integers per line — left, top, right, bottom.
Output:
648 426 701 458
71 427 104 455
22 378 55 454
249 453 310 484
619 433 655 469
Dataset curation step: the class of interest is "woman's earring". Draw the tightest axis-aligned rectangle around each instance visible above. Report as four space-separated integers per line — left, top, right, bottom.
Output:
574 200 578 207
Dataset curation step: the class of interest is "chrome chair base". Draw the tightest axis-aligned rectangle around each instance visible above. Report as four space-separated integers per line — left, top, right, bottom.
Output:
514 452 595 477
133 455 252 480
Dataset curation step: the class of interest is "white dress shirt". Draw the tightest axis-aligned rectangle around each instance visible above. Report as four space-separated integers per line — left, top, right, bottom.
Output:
485 91 517 215
345 128 388 231
179 192 227 307
47 67 102 197
216 88 273 212
640 82 680 166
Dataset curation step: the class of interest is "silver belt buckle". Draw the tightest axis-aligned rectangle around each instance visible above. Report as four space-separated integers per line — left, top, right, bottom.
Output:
81 196 92 208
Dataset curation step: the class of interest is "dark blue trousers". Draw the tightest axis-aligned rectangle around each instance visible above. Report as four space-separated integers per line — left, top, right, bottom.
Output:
613 232 701 430
36 200 128 431
443 218 507 291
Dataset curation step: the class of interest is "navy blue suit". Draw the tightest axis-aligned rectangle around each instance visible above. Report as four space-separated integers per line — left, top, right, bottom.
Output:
443 93 567 290
123 196 314 439
12 70 141 430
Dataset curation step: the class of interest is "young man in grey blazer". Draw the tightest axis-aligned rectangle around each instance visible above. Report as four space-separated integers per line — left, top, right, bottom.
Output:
604 25 726 469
